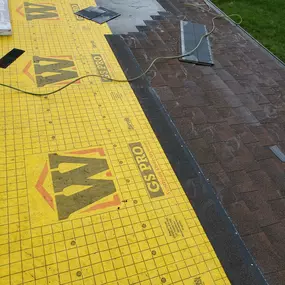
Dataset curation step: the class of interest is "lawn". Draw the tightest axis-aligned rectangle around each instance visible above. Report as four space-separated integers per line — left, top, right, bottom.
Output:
211 0 285 62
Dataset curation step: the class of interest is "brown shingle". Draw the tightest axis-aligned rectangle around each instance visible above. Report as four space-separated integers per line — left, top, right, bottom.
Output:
122 0 285 279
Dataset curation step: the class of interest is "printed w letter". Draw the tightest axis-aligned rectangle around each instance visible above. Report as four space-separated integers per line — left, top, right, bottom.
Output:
33 56 78 87
49 154 116 220
24 2 59 21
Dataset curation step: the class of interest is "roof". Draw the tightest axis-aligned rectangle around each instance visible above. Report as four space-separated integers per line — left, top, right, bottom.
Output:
119 0 285 283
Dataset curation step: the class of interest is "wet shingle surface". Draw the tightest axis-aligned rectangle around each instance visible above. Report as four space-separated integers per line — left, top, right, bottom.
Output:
120 0 285 283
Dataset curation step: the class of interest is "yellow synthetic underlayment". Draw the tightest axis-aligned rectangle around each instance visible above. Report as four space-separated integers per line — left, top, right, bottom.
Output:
0 1 230 284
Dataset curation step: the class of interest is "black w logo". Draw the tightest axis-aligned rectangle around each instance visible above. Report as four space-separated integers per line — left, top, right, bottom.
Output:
24 2 59 21
49 153 116 220
33 56 78 87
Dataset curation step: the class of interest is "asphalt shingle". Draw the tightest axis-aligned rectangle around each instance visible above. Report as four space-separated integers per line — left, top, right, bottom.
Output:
120 0 285 283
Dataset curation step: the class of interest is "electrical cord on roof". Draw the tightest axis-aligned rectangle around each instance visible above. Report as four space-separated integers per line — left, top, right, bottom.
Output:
0 3 242 96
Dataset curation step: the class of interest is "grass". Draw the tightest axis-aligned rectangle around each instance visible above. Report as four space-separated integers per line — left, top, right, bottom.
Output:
211 0 285 62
